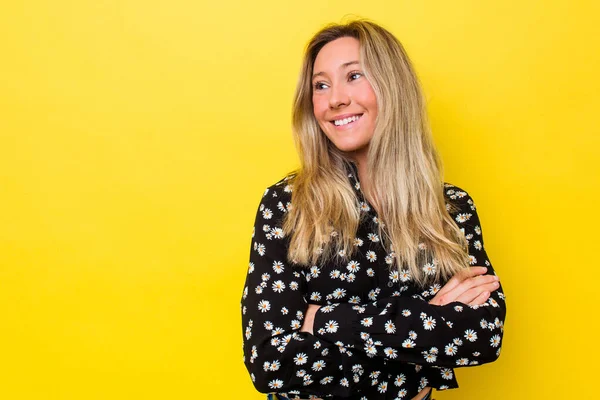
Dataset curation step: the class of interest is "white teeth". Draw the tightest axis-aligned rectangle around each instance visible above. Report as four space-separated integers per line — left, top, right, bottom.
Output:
334 115 361 126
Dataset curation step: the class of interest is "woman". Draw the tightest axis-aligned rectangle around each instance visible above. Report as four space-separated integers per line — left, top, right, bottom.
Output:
241 20 506 400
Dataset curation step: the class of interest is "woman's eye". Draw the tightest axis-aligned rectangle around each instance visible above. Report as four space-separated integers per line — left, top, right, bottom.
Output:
313 82 328 90
349 72 362 81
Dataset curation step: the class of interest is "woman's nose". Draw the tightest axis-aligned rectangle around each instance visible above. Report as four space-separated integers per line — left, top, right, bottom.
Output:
329 85 350 109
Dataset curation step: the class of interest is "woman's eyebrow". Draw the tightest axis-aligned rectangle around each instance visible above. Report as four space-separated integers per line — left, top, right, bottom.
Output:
312 60 360 80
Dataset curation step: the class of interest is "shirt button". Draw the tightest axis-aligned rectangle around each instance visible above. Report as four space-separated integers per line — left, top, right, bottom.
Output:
387 281 394 288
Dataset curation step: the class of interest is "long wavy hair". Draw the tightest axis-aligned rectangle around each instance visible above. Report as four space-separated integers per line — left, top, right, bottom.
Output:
283 20 470 286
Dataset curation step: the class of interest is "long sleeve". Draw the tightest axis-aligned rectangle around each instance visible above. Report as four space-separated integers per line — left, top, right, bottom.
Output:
241 179 372 397
312 185 506 368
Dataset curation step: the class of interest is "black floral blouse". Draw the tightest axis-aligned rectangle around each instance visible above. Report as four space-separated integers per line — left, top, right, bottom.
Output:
241 163 506 399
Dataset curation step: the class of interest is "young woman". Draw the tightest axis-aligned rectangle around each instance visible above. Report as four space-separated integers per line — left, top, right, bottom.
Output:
241 20 506 400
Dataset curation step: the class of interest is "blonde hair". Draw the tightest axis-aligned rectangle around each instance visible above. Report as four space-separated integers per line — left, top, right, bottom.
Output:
283 20 469 286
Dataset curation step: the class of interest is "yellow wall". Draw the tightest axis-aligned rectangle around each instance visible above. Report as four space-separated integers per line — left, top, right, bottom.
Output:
1 1 598 399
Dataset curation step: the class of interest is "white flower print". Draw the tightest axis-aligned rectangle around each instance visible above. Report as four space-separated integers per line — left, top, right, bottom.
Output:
294 353 307 365
269 360 281 371
262 208 273 219
366 251 377 262
325 320 339 333
384 320 396 334
490 334 501 347
242 182 505 396
445 343 458 356
276 201 286 212
367 233 380 242
423 316 436 330
364 343 378 356
272 280 285 293
399 269 411 282
312 360 326 371
270 227 284 239
272 261 284 274
455 213 472 223
256 243 265 256
268 379 283 389
384 347 398 359
464 329 478 342
257 300 270 313
310 266 320 278
346 260 360 273
422 262 436 276
394 374 406 387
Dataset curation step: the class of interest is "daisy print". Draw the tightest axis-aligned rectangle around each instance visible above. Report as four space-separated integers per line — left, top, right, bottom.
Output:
455 213 472 223
262 208 273 219
384 320 396 334
384 347 398 359
242 180 506 396
346 260 360 273
294 353 308 365
464 329 478 342
272 261 285 274
257 300 270 313
272 280 285 293
394 374 406 387
366 251 377 262
367 233 380 242
268 379 283 389
270 227 284 239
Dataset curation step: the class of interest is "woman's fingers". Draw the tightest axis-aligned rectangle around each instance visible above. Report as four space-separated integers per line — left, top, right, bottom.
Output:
430 268 498 306
455 281 500 304
455 274 498 294
468 291 491 306
435 266 488 297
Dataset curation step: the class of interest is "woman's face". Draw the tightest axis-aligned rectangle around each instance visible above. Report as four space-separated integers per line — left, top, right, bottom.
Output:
311 37 378 161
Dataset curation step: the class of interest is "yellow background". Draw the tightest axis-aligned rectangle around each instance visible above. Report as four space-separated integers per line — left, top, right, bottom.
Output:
1 1 598 399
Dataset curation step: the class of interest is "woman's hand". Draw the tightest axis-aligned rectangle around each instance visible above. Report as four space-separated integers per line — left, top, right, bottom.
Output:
300 304 322 335
429 266 500 306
